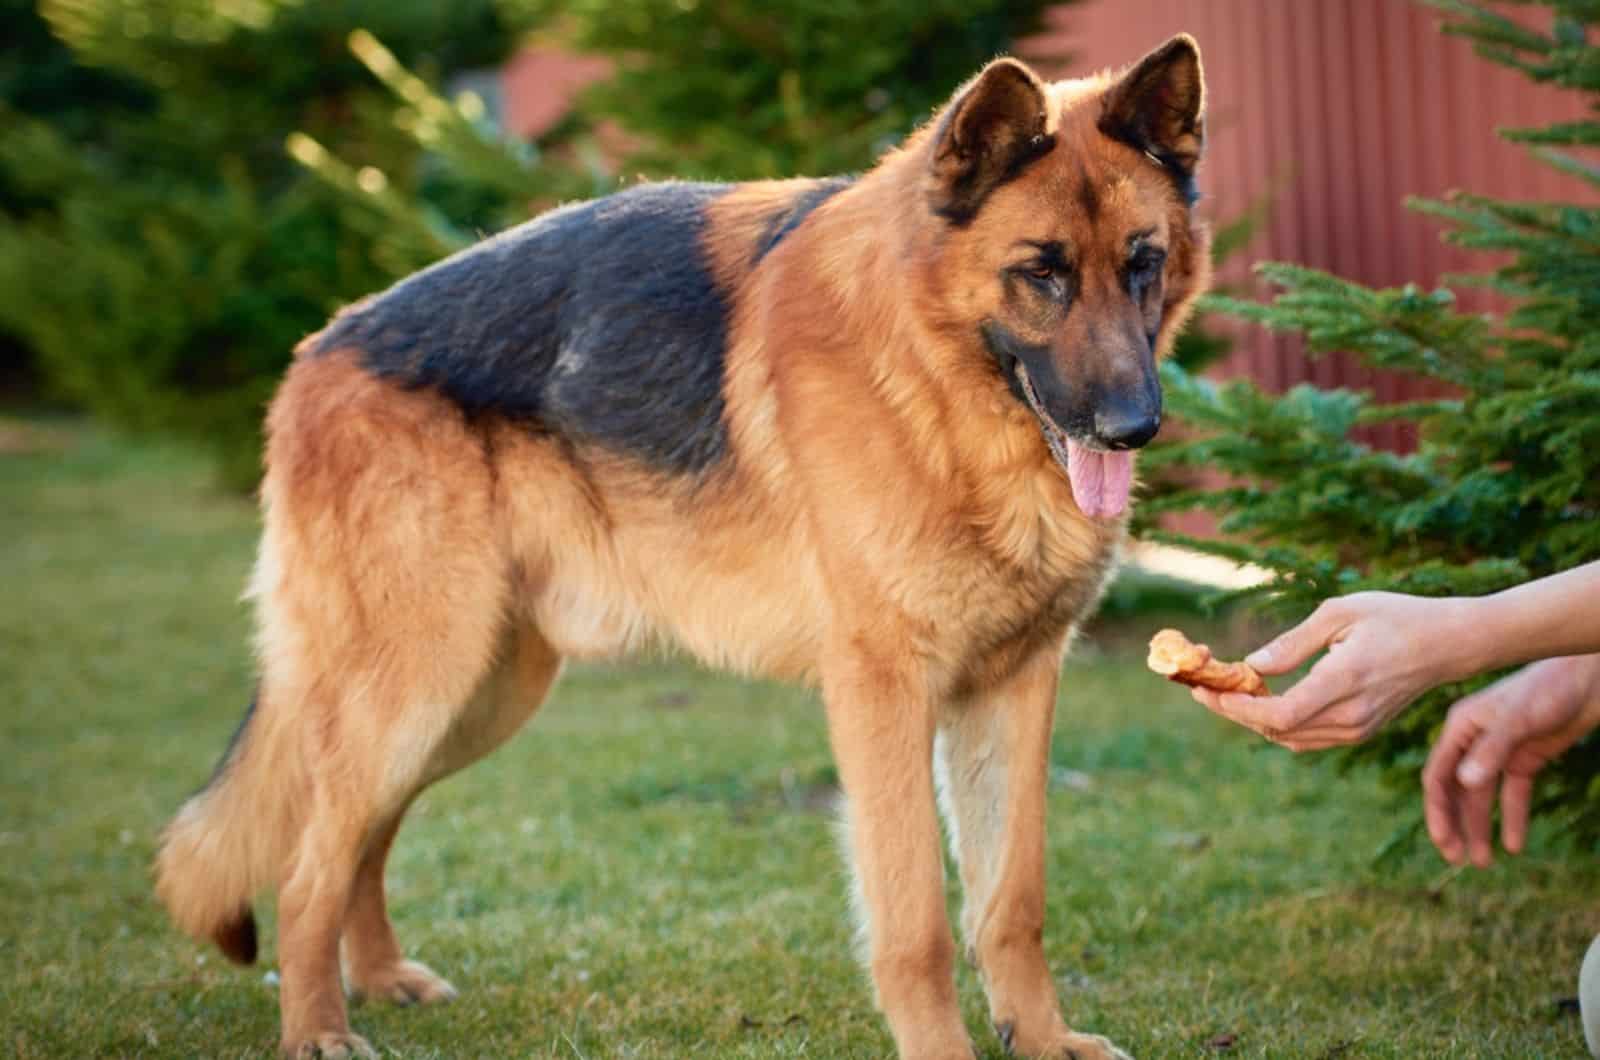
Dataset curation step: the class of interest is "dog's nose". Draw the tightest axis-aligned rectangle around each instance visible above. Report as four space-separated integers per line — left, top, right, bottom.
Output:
1094 408 1161 450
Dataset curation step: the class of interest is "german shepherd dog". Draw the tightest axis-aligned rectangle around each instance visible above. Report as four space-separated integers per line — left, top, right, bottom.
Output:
157 35 1209 1060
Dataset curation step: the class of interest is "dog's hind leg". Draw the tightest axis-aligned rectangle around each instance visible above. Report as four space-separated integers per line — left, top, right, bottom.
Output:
342 626 563 1005
269 607 516 1057
935 651 1130 1060
254 353 517 1058
268 610 514 1057
340 798 450 1007
275 768 382 1060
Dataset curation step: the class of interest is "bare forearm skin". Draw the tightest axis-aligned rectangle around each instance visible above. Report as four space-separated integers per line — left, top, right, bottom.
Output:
1441 561 1600 681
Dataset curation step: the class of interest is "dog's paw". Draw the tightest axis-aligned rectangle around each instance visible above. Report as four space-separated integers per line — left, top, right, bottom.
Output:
349 959 458 1006
996 1021 1132 1060
284 1031 377 1060
1049 1032 1133 1060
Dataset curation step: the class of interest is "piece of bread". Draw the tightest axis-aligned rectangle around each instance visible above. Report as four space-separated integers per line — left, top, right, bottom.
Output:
1146 628 1267 696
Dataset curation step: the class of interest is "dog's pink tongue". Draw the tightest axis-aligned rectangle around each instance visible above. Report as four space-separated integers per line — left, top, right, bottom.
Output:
1065 442 1134 520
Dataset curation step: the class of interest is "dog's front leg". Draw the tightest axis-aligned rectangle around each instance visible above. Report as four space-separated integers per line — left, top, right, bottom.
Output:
937 650 1131 1060
824 644 973 1060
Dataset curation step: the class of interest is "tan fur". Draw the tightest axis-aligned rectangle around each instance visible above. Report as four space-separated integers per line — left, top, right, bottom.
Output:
156 40 1210 1060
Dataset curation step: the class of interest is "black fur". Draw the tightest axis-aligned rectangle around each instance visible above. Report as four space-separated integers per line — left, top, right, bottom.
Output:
755 177 854 262
1096 114 1200 207
1074 163 1102 220
1147 149 1200 207
309 182 738 475
932 130 1056 227
981 320 1054 419
215 908 258 966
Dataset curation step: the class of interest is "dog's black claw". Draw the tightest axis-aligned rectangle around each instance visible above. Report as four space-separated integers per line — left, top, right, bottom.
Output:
996 1020 1016 1054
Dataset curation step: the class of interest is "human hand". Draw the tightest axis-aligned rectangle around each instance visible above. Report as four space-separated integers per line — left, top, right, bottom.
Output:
1188 592 1477 751
1421 655 1600 867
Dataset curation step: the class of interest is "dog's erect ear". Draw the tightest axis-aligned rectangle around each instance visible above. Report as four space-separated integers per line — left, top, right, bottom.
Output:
1098 34 1205 179
928 58 1053 224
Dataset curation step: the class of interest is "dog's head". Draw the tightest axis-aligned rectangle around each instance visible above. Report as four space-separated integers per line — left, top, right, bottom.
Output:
919 36 1211 519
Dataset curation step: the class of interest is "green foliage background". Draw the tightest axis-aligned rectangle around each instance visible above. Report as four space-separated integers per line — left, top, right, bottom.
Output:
504 0 1049 180
1139 0 1600 852
0 0 536 485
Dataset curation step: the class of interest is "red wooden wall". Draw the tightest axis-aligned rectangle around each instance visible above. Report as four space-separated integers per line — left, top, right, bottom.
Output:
1020 0 1594 422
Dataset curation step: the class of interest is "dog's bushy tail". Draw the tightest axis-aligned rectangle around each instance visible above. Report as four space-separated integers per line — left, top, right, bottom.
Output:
154 690 304 964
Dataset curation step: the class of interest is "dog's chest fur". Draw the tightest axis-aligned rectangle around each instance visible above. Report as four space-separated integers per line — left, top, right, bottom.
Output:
924 470 1124 698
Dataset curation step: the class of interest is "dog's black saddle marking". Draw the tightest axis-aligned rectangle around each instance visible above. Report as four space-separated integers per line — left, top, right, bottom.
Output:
310 181 737 476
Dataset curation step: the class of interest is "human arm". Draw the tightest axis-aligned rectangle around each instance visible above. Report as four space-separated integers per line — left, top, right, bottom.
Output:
1441 560 1600 673
1189 560 1600 750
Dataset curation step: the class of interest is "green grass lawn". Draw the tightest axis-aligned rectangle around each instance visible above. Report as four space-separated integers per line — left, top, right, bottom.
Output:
3 420 1596 1059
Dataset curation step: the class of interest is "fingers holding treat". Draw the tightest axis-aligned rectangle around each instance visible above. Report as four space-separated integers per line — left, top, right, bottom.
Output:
1147 628 1268 697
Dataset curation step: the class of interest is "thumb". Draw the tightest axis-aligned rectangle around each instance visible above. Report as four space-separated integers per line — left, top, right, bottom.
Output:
1246 602 1347 675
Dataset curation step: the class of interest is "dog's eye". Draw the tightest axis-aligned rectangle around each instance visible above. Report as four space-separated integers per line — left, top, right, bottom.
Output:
1025 264 1055 281
1129 247 1167 278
